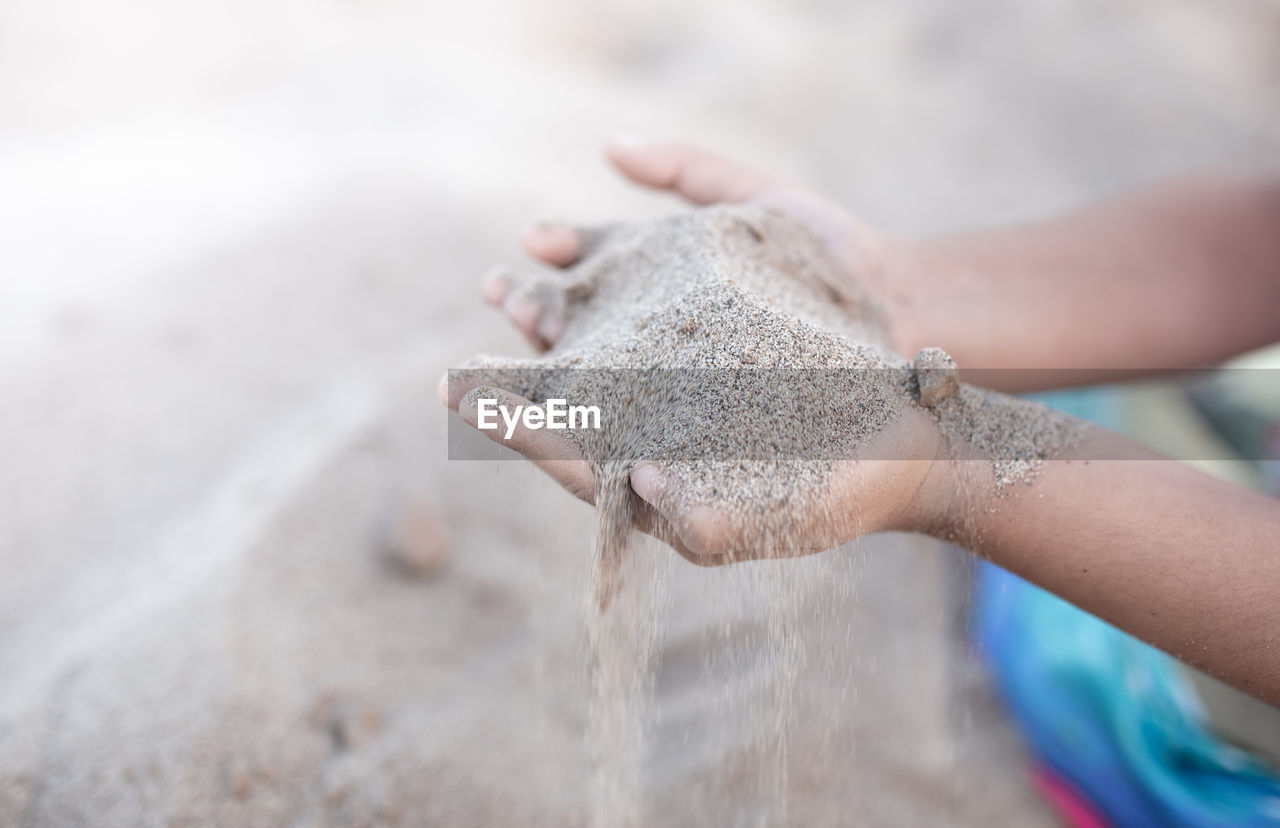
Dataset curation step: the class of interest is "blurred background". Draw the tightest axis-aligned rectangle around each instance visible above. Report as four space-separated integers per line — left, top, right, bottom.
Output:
2 0 1279 825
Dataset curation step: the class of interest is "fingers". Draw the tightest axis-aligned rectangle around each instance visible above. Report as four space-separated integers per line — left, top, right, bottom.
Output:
630 463 737 566
481 264 573 351
631 461 835 566
479 264 513 305
438 357 548 410
521 222 613 271
521 223 581 268
436 391 746 567
519 136 778 271
455 386 597 503
604 135 781 206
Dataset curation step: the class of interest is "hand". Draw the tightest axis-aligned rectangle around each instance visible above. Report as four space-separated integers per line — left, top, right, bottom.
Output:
490 136 915 355
446 138 951 564
446 384 951 566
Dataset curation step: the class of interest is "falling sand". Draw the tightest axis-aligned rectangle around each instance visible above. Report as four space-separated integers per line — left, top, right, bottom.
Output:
453 204 1084 825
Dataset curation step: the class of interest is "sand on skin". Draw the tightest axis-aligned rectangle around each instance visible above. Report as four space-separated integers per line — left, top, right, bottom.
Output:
4 0 1279 824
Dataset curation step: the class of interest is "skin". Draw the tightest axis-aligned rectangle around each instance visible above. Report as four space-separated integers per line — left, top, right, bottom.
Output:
444 136 1280 705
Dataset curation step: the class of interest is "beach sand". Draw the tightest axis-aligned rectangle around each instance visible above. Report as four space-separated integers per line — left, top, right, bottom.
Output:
2 0 1278 824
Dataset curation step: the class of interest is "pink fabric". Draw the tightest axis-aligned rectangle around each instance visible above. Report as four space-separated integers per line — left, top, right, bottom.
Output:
1031 765 1111 828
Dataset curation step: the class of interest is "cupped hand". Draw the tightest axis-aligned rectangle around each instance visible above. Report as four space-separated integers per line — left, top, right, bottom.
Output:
447 137 951 564
487 136 908 355
442 380 949 566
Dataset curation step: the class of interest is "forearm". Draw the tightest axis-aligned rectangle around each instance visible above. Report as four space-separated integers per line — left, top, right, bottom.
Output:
885 175 1280 390
935 429 1280 705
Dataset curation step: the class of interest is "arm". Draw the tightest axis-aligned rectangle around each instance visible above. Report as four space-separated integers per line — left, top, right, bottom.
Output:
529 139 1280 391
885 175 1280 390
445 380 1280 704
915 430 1280 705
486 139 1280 704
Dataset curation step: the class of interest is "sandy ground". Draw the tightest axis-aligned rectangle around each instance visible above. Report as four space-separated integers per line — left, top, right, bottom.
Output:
2 0 1278 825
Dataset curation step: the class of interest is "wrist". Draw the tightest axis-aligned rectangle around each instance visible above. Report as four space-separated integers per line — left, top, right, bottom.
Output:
872 237 936 360
855 407 964 538
895 456 963 539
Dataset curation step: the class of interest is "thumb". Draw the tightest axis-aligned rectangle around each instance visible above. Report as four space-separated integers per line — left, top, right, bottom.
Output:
604 135 780 206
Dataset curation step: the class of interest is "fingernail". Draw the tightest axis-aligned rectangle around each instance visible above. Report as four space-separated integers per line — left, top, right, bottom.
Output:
536 314 564 345
480 265 511 305
522 222 571 251
504 295 541 331
630 463 665 503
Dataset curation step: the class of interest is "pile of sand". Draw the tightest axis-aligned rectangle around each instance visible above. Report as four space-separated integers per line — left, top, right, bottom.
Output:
459 204 1083 547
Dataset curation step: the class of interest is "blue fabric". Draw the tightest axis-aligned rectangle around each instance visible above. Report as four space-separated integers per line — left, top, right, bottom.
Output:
972 388 1280 826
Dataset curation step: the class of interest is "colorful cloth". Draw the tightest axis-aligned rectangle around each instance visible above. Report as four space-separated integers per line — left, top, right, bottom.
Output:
972 389 1280 826
975 562 1280 826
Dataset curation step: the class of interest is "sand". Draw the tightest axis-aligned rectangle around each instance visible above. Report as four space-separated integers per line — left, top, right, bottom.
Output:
5 0 1277 825
455 203 1084 824
462 204 1082 523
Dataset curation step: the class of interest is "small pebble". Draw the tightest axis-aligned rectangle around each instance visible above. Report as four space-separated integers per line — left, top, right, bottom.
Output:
385 502 451 579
